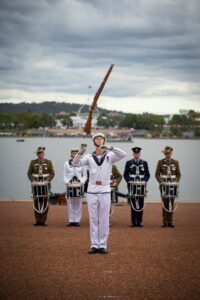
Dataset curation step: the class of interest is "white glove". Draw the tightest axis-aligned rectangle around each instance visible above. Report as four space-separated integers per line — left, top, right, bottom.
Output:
99 144 112 151
79 145 87 155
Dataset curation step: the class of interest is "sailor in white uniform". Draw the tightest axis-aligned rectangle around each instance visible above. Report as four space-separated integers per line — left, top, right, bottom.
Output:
63 148 87 226
72 133 126 254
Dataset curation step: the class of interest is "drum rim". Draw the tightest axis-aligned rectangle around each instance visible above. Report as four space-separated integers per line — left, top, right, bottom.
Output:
161 182 179 186
67 183 83 187
31 182 48 186
129 182 146 185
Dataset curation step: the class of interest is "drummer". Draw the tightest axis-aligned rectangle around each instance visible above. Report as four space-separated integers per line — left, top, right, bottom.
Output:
63 148 87 226
109 165 122 225
124 147 150 227
27 146 55 226
110 165 122 203
155 146 181 228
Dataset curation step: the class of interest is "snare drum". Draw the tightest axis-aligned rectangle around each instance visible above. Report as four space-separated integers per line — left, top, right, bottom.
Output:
66 183 84 198
31 182 49 198
31 182 49 214
161 182 179 198
129 181 146 197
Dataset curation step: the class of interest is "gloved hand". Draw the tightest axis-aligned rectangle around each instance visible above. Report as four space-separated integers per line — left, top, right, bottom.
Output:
79 144 87 155
99 144 112 151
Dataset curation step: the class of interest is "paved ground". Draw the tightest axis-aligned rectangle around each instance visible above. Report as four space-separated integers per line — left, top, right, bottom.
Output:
0 201 200 300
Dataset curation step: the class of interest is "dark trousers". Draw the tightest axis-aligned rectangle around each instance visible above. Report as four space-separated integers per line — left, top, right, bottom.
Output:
130 196 144 225
111 187 118 203
162 197 174 224
34 197 49 223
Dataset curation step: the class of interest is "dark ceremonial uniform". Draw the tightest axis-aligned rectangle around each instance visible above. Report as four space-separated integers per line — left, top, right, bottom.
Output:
27 157 55 224
124 157 150 226
110 165 122 203
155 158 181 225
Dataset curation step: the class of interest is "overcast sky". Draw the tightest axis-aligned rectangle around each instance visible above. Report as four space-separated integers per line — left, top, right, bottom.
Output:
0 0 200 114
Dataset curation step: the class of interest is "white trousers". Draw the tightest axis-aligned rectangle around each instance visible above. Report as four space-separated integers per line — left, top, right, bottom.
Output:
67 197 82 223
87 193 111 249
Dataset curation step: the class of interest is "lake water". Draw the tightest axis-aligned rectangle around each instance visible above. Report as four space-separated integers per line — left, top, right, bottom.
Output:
0 137 200 201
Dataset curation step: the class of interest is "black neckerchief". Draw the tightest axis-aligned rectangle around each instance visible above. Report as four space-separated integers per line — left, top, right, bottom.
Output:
92 151 107 166
69 159 73 166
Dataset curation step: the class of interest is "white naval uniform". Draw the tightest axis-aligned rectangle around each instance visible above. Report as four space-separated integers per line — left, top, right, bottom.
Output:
63 160 87 223
72 148 126 249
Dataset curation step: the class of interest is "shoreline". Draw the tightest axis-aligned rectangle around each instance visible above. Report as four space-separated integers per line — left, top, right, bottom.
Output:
1 135 200 140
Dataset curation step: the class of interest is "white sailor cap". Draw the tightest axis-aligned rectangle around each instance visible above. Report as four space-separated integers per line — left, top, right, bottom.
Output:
71 148 79 153
92 133 106 141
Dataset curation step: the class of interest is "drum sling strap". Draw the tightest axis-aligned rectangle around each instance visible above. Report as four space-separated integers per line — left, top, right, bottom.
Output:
161 179 179 213
128 162 147 212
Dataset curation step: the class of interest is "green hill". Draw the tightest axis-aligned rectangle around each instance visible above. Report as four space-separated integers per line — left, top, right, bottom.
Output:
0 101 110 114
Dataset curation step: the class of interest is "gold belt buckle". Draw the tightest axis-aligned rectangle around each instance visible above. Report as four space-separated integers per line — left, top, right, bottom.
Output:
96 181 102 185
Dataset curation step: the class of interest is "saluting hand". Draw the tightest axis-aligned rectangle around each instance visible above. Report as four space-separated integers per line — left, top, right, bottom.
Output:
99 144 112 150
79 145 87 155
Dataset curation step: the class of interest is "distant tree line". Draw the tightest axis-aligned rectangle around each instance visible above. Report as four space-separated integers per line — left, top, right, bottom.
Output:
0 112 56 131
97 112 165 130
0 101 109 114
168 111 200 136
0 102 199 136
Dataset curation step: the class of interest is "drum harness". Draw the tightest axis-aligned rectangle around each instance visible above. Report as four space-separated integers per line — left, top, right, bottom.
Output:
31 163 50 214
129 163 147 212
160 164 179 213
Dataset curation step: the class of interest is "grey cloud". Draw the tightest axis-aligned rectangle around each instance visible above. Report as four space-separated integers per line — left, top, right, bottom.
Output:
0 0 199 102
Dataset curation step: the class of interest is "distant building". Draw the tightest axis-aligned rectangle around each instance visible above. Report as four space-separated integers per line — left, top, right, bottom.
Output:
179 109 190 115
163 114 172 124
108 111 120 116
132 130 147 137
70 115 97 128
55 119 65 129
182 131 194 138
58 111 67 115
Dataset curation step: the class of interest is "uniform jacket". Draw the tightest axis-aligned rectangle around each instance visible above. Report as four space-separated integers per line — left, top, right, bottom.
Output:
123 159 150 183
27 159 55 182
72 148 126 193
63 159 87 184
111 165 122 186
155 158 181 184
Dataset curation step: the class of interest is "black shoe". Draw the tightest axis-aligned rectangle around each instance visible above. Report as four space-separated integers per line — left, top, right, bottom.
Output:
99 248 108 254
33 222 40 226
67 223 74 226
129 224 137 227
162 223 168 228
74 222 80 226
137 224 143 227
40 222 47 226
88 247 99 254
168 223 175 228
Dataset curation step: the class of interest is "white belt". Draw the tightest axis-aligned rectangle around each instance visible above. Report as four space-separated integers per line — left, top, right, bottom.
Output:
32 173 50 178
160 175 176 179
129 175 144 178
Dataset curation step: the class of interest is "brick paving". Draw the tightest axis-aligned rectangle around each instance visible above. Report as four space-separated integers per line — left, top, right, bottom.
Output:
0 201 200 300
